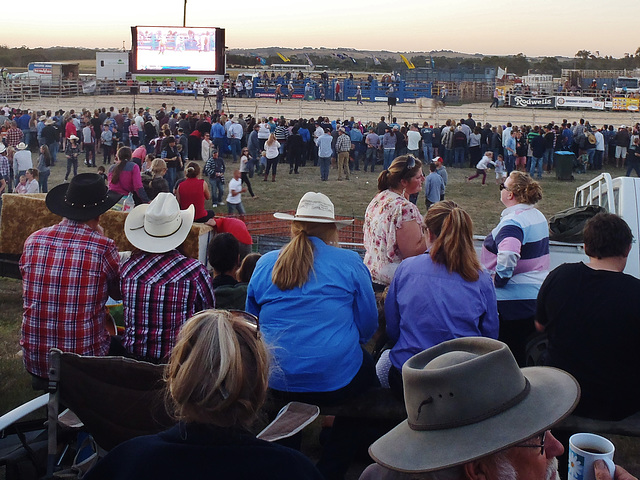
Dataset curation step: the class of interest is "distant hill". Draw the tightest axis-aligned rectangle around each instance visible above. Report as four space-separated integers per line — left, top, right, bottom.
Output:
227 46 573 62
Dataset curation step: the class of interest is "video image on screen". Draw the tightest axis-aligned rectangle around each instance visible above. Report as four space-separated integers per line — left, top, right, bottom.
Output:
135 27 217 73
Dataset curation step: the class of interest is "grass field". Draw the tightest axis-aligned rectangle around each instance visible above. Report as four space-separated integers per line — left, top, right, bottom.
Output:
1 155 639 477
0 153 619 417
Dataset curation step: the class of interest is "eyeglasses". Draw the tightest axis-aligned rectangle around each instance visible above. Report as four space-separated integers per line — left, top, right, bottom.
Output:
515 430 546 456
499 183 511 192
228 309 260 338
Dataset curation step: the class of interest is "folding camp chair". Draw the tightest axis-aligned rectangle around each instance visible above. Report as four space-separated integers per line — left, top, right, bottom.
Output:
45 349 173 476
1 350 320 479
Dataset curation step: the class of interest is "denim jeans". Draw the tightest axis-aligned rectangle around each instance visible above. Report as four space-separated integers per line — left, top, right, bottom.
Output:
443 148 453 166
165 167 177 191
209 176 224 203
506 155 516 175
39 169 50 192
383 148 395 170
454 147 465 168
319 156 331 180
65 158 77 180
49 142 59 165
228 138 241 162
530 157 543 179
587 149 595 168
227 201 245 215
543 148 554 170
422 144 433 163
364 148 377 172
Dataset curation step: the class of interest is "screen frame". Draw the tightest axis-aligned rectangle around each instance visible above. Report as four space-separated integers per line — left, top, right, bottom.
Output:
130 26 225 75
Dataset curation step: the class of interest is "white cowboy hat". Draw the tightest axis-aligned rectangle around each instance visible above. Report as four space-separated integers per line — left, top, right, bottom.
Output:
0 144 6 154
274 192 354 227
69 135 79 141
16 142 27 150
124 193 194 253
369 337 580 473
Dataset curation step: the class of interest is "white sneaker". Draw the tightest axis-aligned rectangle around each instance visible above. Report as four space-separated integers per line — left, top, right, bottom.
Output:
218 202 225 206
212 203 218 208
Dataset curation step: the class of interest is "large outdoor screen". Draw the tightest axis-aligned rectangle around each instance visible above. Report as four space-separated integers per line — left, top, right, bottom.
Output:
131 26 225 75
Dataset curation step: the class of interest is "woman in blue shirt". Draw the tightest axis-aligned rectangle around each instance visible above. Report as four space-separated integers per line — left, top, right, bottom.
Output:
246 192 378 478
381 201 499 397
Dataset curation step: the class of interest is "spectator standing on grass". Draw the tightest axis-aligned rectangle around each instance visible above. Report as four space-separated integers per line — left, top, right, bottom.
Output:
13 142 32 185
101 124 113 165
424 162 444 209
226 169 247 217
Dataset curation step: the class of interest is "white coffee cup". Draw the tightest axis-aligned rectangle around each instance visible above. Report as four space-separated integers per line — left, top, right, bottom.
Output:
568 433 615 480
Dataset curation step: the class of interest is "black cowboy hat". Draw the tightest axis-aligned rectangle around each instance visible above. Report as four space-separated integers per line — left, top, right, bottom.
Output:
46 173 123 221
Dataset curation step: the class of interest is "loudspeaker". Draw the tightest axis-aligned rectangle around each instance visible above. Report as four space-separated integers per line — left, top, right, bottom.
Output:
130 86 138 95
387 96 396 106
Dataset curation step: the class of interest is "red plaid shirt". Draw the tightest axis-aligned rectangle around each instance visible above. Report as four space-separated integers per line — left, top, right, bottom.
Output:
20 219 120 377
6 127 23 147
121 250 215 361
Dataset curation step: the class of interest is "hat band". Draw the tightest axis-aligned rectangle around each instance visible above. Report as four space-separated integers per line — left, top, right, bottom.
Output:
64 194 108 209
141 217 184 238
408 378 531 431
294 214 335 221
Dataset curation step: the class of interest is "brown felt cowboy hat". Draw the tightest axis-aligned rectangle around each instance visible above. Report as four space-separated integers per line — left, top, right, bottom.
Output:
46 173 122 221
369 337 580 473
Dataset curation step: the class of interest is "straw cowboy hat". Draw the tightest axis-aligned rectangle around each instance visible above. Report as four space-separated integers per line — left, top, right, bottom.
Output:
125 193 194 253
274 192 354 227
46 173 123 221
369 337 580 473
16 142 27 150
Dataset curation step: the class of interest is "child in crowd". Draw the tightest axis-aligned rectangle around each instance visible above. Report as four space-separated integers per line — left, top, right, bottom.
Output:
226 169 247 217
144 158 170 201
97 165 108 183
494 154 507 185
467 151 495 186
14 175 28 194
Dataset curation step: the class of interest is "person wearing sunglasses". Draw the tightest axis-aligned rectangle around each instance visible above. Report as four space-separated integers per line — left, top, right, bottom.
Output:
85 310 322 480
364 155 426 288
360 337 636 480
480 171 549 367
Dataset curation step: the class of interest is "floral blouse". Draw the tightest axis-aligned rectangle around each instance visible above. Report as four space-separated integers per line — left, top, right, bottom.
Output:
363 189 423 285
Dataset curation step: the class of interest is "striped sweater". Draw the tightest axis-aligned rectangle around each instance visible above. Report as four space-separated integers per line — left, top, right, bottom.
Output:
481 204 549 321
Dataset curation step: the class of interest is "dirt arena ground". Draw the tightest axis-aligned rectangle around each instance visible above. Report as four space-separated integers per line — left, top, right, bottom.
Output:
9 94 639 128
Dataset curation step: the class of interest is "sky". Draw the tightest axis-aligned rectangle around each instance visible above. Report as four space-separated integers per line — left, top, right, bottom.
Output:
4 0 638 59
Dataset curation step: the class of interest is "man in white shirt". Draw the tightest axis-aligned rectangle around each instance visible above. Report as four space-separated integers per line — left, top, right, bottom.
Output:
594 127 605 170
406 124 421 157
226 169 247 216
13 142 33 186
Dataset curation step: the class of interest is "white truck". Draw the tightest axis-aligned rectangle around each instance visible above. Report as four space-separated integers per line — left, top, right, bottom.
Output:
475 173 640 279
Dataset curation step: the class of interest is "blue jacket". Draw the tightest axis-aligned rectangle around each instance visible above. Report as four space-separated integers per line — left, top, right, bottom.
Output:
246 237 377 392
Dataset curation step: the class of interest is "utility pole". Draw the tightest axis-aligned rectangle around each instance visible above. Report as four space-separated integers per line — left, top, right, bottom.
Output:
183 0 187 27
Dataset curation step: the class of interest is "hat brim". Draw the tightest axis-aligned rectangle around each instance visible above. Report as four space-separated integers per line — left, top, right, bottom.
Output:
273 212 354 228
46 184 123 221
369 366 579 473
124 203 195 253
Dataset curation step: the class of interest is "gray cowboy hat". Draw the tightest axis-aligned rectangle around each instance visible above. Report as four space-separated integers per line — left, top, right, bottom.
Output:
369 337 580 473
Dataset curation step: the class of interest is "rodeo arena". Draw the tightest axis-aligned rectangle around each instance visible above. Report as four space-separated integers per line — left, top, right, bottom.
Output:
2 24 640 480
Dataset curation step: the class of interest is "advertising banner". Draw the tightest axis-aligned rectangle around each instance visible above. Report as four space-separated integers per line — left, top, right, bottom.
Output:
509 95 556 108
612 97 640 111
556 96 594 108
